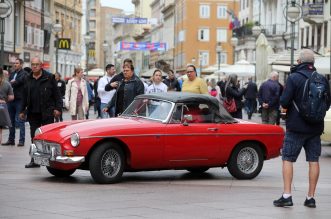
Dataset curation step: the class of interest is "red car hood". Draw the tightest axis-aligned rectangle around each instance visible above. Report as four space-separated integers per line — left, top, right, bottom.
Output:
36 117 154 142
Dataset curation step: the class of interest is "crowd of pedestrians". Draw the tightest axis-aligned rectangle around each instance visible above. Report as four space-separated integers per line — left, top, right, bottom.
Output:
1 49 330 209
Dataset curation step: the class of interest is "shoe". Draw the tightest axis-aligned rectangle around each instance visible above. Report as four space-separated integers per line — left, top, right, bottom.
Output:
273 196 293 207
304 198 316 208
25 162 40 168
1 141 15 146
17 142 24 147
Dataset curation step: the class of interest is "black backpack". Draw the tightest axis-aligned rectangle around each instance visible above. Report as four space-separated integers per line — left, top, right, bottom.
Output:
293 71 329 124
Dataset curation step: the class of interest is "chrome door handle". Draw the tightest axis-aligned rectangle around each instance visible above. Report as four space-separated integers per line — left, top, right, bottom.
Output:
207 128 218 131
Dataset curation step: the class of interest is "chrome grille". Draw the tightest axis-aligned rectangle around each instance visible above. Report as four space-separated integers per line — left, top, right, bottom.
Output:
34 140 61 155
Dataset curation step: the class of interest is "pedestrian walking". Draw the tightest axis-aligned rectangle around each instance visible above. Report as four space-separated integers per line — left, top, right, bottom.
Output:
19 57 62 168
103 63 144 116
163 69 181 91
273 49 331 208
146 69 168 94
83 74 94 119
182 65 208 94
208 79 221 102
54 72 66 122
98 64 116 118
93 76 102 118
258 71 280 124
224 74 246 119
244 77 258 120
0 68 14 145
2 59 28 146
65 67 89 120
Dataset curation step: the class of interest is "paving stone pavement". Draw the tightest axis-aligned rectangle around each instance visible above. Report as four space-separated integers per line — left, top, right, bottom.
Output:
1 110 331 219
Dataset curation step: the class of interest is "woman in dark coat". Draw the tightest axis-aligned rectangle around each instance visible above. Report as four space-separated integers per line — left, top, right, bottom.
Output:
224 74 246 119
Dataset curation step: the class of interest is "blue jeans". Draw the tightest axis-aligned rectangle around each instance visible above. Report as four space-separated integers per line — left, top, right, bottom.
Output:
7 99 25 143
100 103 114 118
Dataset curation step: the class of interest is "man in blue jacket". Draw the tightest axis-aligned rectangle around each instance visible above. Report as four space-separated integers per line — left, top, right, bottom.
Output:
258 71 280 124
273 49 331 208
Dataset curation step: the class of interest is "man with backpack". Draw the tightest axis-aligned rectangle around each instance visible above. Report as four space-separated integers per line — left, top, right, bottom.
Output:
273 49 331 208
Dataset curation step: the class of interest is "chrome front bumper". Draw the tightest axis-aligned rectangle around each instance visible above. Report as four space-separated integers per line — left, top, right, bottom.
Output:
29 143 85 165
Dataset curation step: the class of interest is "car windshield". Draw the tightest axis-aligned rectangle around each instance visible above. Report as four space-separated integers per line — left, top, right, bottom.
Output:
122 98 173 121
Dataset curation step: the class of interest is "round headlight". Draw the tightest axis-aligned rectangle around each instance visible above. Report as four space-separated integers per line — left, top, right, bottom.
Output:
34 128 42 137
70 133 80 147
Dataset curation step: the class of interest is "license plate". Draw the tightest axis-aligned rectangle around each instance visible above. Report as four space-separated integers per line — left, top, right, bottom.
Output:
34 157 50 166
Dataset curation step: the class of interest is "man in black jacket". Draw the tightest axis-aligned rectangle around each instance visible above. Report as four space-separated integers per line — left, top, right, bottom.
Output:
2 59 28 147
54 72 66 122
273 49 331 208
163 69 181 91
244 77 258 120
19 57 62 168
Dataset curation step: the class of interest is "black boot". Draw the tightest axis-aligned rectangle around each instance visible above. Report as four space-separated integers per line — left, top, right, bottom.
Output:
25 158 40 168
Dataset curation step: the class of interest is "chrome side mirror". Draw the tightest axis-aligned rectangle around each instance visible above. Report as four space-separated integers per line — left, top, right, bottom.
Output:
182 114 193 126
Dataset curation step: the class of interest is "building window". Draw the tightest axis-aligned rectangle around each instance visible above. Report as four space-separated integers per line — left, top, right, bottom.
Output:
199 51 209 66
200 5 210 18
217 28 227 42
178 30 185 42
198 28 210 41
217 52 227 64
217 6 227 19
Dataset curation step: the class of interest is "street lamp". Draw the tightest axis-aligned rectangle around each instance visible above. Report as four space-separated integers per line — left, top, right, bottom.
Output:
0 0 12 69
102 41 109 69
84 34 91 76
216 42 222 70
53 20 62 73
284 0 302 68
230 33 238 65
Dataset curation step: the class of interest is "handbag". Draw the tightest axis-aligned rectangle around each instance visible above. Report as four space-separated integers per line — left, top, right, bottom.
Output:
223 98 237 113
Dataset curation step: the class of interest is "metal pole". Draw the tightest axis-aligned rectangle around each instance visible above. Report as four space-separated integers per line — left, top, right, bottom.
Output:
86 43 89 76
0 19 4 69
55 34 58 73
217 51 220 70
290 21 295 68
104 50 106 69
233 46 235 64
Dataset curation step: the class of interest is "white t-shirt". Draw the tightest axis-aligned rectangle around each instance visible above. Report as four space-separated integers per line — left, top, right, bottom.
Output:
97 75 116 104
146 82 168 94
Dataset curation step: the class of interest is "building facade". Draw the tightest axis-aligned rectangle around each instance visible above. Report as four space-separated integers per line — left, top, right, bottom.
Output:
174 0 239 75
53 0 83 78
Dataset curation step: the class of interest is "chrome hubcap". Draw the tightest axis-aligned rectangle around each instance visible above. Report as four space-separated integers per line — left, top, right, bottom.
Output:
237 147 259 174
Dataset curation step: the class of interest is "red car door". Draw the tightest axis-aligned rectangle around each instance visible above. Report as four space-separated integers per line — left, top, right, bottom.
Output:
164 103 221 168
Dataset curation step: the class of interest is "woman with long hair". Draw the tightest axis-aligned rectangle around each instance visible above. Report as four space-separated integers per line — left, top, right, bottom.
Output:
0 68 14 144
65 67 89 120
224 74 247 119
146 69 168 93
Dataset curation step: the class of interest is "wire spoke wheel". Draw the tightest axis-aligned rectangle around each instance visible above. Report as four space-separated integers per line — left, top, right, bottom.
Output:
236 147 259 174
101 149 121 178
227 143 264 179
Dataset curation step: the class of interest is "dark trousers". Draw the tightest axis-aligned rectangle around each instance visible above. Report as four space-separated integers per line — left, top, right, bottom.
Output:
28 113 54 140
245 98 256 119
7 99 25 143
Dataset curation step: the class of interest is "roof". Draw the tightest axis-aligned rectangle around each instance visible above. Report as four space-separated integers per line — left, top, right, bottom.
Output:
136 92 220 108
136 92 235 123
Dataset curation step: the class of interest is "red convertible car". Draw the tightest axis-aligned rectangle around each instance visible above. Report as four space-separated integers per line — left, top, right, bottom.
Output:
30 92 284 184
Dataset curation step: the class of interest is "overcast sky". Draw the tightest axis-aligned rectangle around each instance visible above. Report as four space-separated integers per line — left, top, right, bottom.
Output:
100 0 134 13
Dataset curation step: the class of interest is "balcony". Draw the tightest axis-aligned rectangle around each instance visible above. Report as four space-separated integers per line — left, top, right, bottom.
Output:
302 3 324 24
